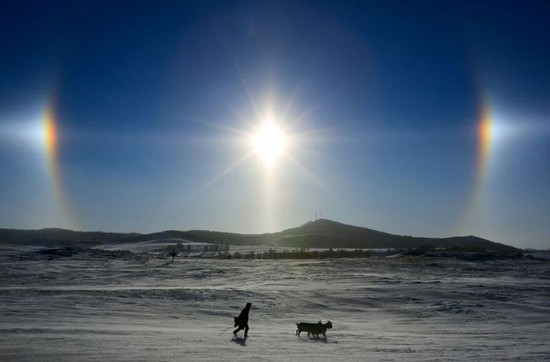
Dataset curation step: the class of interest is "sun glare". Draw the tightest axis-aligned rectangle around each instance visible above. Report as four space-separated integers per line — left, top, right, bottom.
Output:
250 121 288 165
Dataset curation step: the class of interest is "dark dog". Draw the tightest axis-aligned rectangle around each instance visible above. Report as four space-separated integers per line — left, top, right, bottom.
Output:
295 320 333 339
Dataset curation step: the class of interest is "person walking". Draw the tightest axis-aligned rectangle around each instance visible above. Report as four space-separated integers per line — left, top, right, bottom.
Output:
233 302 251 338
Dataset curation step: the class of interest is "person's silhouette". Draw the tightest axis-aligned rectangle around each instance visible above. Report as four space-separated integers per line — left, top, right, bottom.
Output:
233 302 251 338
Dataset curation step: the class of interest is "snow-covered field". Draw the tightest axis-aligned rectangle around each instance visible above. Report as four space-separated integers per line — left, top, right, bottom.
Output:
0 249 548 361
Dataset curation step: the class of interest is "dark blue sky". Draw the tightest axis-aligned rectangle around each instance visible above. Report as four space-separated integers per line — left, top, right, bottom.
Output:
1 0 548 248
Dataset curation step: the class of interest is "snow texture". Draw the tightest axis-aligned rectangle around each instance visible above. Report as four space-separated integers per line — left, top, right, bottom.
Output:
0 248 548 361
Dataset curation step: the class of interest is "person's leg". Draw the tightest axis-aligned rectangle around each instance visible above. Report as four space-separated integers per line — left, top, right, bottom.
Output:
244 324 249 337
233 326 242 336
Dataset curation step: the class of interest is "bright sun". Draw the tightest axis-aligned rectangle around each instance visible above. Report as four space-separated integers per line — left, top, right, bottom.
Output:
250 121 288 165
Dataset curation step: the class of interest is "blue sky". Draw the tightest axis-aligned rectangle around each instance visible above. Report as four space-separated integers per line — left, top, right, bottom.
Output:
0 0 548 249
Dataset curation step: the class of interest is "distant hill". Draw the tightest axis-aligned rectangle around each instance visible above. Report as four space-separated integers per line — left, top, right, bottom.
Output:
0 219 520 254
0 228 138 247
121 230 270 245
274 219 519 254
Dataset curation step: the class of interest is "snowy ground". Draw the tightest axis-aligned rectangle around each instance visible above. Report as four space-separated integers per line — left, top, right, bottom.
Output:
0 249 549 361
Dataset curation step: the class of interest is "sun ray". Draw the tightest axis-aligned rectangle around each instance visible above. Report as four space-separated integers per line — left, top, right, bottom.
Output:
284 153 338 200
191 152 254 197
156 152 255 226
